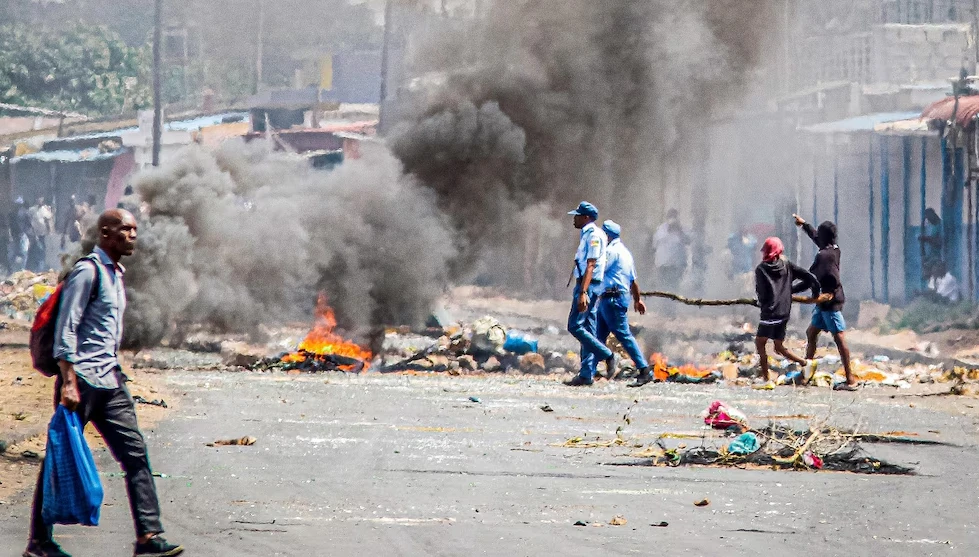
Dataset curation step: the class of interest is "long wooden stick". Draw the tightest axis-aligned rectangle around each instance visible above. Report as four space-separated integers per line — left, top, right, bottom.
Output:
639 291 815 308
639 291 759 307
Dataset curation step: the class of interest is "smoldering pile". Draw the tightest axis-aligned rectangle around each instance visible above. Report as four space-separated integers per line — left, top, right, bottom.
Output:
110 141 455 349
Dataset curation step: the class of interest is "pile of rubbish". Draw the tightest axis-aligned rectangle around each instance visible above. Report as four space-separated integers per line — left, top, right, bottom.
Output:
246 315 573 376
628 400 923 475
0 270 57 321
372 316 571 375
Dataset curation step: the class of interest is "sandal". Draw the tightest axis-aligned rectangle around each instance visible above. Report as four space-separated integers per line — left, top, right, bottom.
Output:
833 382 859 391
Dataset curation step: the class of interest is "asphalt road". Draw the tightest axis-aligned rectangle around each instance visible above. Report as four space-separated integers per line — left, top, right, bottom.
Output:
2 370 978 556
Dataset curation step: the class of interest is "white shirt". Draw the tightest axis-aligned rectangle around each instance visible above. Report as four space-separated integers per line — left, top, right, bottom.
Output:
574 222 607 283
29 205 53 237
653 222 688 268
601 238 637 292
929 272 960 303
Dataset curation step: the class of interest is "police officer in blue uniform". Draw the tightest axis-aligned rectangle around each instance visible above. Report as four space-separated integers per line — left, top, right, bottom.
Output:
595 220 654 386
564 202 615 387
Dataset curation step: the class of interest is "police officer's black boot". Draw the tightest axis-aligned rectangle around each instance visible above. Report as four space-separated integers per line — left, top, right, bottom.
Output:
628 367 653 388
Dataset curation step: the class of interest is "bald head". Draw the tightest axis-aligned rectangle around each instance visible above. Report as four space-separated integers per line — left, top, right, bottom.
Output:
97 208 138 261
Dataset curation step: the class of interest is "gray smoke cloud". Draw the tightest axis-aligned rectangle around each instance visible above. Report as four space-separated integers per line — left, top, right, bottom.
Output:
91 0 777 347
113 141 454 349
390 0 778 279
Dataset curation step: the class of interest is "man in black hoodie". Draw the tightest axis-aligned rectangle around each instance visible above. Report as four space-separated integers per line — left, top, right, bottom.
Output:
755 237 821 383
794 215 857 390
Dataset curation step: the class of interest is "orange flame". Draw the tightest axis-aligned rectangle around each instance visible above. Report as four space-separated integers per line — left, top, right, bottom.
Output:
650 353 711 380
282 294 372 370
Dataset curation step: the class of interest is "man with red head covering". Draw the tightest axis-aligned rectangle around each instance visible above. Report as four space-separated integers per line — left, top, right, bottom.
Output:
754 237 821 385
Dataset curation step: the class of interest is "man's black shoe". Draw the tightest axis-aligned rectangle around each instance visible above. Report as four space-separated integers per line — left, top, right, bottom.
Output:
628 368 654 388
603 354 619 380
563 375 593 387
23 541 71 557
134 536 183 557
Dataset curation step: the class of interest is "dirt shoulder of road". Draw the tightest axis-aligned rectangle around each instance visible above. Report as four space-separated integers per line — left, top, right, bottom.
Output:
0 325 173 504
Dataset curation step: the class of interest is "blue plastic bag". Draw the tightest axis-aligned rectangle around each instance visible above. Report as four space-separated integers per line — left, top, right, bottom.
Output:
41 406 103 526
727 432 760 455
502 331 538 355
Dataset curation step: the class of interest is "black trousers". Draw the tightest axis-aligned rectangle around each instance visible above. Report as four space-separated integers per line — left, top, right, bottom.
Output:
30 372 164 541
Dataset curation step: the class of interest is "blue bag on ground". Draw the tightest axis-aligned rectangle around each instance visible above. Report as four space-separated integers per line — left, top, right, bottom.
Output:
41 406 103 526
502 331 538 355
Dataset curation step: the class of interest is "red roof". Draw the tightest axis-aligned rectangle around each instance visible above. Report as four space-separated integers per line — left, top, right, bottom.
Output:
921 96 979 129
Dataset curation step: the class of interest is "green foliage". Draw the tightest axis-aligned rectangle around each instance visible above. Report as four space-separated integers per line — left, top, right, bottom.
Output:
885 297 979 334
0 22 150 116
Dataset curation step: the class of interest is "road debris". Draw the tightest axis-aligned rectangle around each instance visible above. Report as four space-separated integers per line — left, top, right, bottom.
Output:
609 515 627 526
651 521 669 527
540 405 554 413
133 396 168 408
694 498 710 507
726 432 760 455
703 401 748 432
207 436 257 447
0 270 57 321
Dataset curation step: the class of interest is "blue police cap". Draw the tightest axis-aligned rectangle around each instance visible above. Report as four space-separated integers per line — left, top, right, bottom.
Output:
602 219 621 239
567 201 598 219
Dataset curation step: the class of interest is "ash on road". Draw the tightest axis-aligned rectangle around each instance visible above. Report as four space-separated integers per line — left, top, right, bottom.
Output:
2 370 978 556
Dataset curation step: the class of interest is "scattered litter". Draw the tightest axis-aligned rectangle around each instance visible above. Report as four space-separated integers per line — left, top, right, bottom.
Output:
559 436 628 449
0 270 57 320
802 451 823 469
133 396 168 408
633 423 918 475
468 396 482 403
503 330 538 355
573 520 588 527
13 411 27 421
540 405 554 413
207 436 257 447
703 401 748 431
651 521 669 527
694 499 710 507
22 450 40 459
609 515 627 526
726 432 760 455
472 316 507 355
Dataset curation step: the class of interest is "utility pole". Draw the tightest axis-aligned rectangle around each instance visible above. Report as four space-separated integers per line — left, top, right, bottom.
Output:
152 0 163 167
255 0 265 94
378 0 393 133
973 0 979 74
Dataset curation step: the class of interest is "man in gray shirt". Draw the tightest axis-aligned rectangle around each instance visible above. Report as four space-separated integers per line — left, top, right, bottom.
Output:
25 209 183 557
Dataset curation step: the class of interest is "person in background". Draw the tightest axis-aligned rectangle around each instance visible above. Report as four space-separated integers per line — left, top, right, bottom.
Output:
920 207 943 277
727 229 758 278
27 197 53 271
59 194 85 248
24 209 183 557
564 201 615 387
650 209 690 314
794 214 857 391
9 197 28 270
117 186 141 218
753 237 822 387
926 261 961 304
592 220 652 385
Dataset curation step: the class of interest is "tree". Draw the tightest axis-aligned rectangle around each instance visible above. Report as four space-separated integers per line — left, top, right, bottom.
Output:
0 23 150 116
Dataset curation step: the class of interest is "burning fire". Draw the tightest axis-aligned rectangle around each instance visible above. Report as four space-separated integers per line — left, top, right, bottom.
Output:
282 294 372 370
651 353 711 381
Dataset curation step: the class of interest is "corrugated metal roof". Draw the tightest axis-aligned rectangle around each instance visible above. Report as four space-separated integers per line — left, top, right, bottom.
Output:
11 146 127 163
800 112 921 134
873 118 932 135
921 95 979 129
